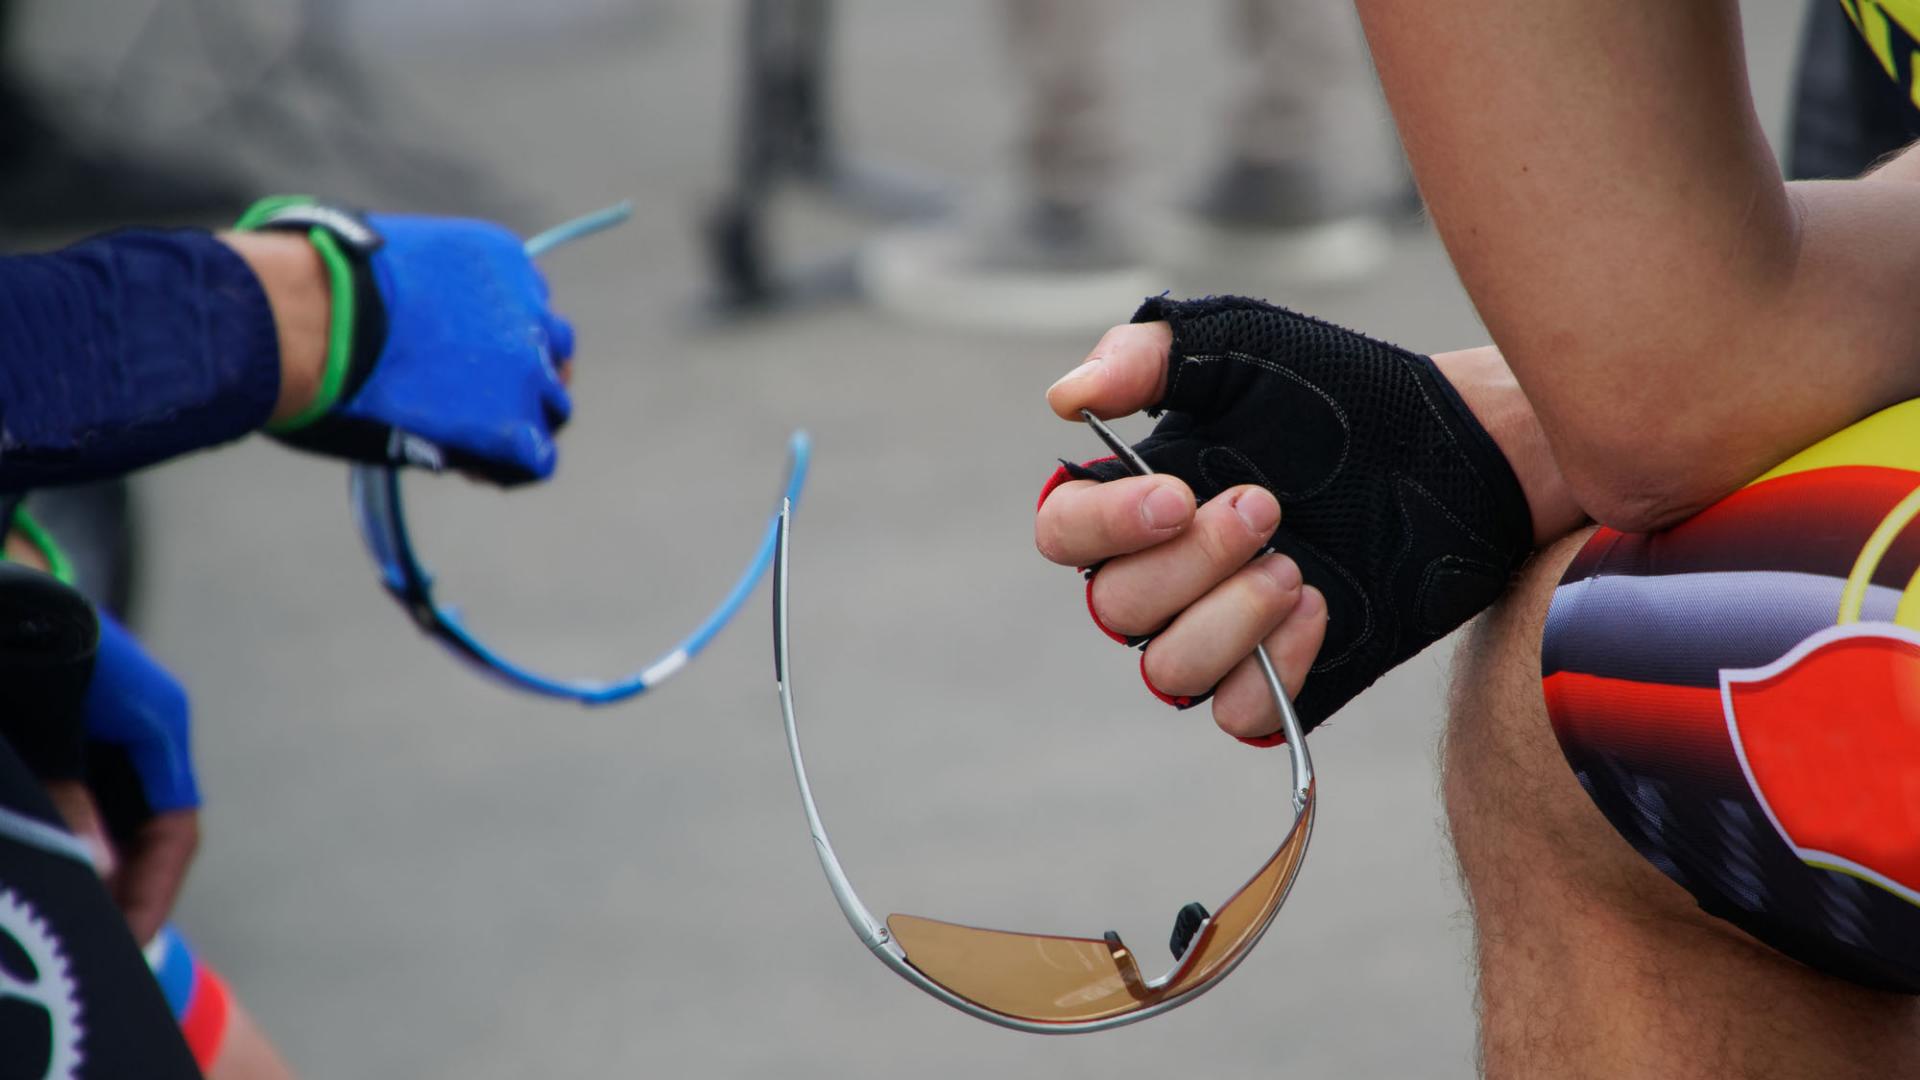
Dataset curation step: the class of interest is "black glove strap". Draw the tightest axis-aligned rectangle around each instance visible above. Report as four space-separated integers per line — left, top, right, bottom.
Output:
0 563 98 780
247 202 393 460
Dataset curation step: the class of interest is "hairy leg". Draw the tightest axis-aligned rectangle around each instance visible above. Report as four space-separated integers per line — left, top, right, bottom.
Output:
1444 528 1920 1079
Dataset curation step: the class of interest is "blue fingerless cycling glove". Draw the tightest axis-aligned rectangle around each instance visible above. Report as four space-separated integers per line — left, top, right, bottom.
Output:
239 198 575 485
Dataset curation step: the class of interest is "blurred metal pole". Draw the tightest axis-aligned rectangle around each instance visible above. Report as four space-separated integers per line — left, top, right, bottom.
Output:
701 0 949 317
704 0 831 311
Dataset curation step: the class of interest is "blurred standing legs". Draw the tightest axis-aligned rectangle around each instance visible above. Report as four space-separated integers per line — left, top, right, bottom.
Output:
856 0 1154 333
1196 0 1404 230
860 0 1407 332
997 0 1133 267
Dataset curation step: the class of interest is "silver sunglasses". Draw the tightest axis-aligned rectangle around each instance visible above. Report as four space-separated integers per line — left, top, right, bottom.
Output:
772 412 1315 1033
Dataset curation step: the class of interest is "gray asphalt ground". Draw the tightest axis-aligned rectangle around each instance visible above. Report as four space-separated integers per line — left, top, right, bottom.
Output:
22 2 1810 1076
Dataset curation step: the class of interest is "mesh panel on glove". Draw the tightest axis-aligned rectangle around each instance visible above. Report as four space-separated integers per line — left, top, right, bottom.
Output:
1067 295 1534 734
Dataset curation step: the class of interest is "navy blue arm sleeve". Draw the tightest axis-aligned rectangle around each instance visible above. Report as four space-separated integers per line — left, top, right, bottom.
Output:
0 228 282 493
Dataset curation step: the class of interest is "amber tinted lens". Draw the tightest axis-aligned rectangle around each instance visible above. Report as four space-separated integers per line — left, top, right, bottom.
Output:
885 916 1148 1023
886 784 1315 1026
1159 787 1315 996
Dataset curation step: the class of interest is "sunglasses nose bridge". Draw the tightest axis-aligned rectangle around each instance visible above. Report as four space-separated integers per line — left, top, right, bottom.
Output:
1101 932 1151 999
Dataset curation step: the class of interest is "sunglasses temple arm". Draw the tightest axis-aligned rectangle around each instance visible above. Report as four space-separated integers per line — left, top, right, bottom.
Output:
1255 647 1314 812
1081 411 1313 811
773 499 1183 1035
523 201 635 258
773 502 907 961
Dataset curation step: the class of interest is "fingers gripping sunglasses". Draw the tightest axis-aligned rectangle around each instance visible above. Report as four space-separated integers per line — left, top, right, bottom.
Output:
771 412 1315 1033
351 204 811 703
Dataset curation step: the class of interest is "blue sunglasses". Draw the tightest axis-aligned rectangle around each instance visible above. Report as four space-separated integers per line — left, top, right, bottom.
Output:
348 204 811 703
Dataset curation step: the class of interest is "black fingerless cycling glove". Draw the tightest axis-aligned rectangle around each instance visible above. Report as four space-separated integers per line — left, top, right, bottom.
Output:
1063 295 1534 736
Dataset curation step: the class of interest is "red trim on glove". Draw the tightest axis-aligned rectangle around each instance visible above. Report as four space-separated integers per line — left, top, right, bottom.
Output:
1084 572 1131 644
1138 651 1293 747
1139 651 1195 709
1037 465 1070 510
1036 456 1117 510
1041 451 1293 746
1043 455 1135 644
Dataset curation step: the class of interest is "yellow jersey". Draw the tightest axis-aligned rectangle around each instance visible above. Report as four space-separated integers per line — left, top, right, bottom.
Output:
1844 0 1920 104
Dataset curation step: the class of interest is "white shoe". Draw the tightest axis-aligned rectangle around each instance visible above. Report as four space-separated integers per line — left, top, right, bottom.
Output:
859 200 1161 335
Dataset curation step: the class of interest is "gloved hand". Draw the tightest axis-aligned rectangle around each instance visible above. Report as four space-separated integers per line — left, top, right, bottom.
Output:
80 611 200 946
0 558 120 876
0 508 200 944
240 198 575 485
1038 296 1535 738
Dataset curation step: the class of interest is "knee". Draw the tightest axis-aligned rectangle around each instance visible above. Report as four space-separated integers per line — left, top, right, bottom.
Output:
1442 528 1690 916
1443 530 1586 844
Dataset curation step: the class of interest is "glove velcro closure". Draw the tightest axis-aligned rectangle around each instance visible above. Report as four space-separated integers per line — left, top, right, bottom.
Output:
239 198 390 438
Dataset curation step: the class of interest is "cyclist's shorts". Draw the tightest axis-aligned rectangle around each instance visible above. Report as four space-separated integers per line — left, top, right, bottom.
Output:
1542 398 1920 992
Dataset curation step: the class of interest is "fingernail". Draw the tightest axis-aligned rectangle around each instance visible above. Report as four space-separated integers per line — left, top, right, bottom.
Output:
1257 553 1302 593
1232 488 1280 534
1297 584 1326 617
1142 483 1188 530
1049 355 1103 396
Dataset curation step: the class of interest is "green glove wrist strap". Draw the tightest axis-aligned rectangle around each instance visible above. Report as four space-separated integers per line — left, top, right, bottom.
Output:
235 195 382 432
3 507 77 587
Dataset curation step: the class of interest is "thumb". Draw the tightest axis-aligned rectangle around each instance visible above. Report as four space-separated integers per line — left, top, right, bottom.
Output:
1046 322 1172 422
543 311 575 363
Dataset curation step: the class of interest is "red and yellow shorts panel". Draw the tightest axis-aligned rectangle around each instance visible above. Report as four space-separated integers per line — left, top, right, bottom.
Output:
1543 399 1920 992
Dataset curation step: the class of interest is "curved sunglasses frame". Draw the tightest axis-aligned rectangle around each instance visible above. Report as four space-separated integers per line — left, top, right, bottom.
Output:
773 412 1314 1033
349 203 812 704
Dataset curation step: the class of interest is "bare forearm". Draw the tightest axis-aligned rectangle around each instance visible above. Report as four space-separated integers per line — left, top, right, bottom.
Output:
1358 0 1920 530
216 231 330 426
1432 346 1586 546
1514 176 1920 529
1864 136 1920 184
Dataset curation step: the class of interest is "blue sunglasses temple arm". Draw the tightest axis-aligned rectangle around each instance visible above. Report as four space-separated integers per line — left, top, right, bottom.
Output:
368 431 811 705
524 201 633 259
